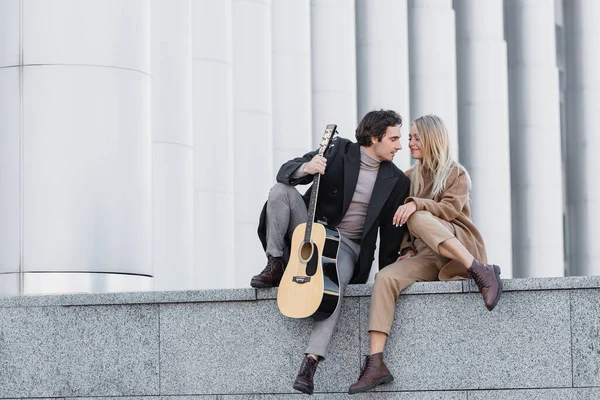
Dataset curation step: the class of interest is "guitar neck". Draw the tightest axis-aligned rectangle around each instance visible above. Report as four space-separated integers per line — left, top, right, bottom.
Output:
304 172 321 243
303 123 336 243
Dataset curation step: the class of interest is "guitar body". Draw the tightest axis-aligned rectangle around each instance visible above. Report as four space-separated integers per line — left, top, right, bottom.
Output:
277 222 341 321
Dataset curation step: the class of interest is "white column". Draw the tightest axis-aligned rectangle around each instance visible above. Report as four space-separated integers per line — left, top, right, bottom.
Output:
272 0 312 170
454 0 513 277
504 0 564 277
151 0 194 290
356 0 411 171
232 0 273 287
0 0 153 295
311 0 357 144
409 0 458 160
0 0 21 296
565 0 600 276
192 0 235 288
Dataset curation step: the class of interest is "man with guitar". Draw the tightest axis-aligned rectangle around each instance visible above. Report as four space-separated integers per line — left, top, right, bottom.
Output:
251 109 411 394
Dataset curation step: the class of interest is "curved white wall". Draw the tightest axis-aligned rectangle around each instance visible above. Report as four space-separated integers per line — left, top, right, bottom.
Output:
272 0 312 169
565 0 600 276
356 0 411 171
0 0 19 67
455 0 513 277
0 68 20 283
152 0 194 291
0 0 23 294
409 0 458 160
23 66 151 275
505 0 564 278
311 0 357 144
192 0 235 289
232 0 273 287
25 0 149 70
2 0 599 295
0 0 152 294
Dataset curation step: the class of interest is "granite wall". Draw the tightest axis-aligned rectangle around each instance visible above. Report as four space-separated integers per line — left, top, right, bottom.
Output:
1 277 600 399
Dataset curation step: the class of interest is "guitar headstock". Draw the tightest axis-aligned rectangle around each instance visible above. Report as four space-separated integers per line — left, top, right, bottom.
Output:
318 124 337 156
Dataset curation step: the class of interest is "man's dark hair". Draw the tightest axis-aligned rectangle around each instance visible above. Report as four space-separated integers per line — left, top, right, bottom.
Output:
355 109 403 147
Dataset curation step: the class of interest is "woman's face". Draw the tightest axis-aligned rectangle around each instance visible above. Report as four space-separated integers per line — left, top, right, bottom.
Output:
408 125 423 160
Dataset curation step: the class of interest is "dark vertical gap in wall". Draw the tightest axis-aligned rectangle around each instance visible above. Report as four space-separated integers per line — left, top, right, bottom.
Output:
158 304 162 395
357 294 363 374
569 290 575 387
556 0 570 277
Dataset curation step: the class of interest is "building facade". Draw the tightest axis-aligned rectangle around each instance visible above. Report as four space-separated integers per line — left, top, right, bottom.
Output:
0 0 598 295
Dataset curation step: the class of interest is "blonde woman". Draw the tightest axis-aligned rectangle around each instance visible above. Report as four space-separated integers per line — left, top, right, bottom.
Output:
348 115 503 394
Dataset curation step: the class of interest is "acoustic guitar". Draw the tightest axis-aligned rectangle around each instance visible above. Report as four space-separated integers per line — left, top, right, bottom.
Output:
277 124 341 321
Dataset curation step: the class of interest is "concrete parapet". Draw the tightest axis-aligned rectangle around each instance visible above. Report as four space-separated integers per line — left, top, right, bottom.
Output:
1 277 600 398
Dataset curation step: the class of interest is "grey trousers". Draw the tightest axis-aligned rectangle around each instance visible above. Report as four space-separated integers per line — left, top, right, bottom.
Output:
265 183 360 359
265 183 308 257
305 236 359 358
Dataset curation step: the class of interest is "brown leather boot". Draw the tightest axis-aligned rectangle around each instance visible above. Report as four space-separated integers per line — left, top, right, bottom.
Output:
348 352 394 394
250 255 284 288
293 355 319 395
469 259 503 311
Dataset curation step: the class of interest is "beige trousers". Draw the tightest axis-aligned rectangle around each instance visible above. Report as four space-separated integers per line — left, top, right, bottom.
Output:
368 211 460 335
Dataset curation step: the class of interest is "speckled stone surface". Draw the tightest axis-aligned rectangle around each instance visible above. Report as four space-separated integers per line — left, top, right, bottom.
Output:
0 305 159 398
467 388 576 399
576 388 600 399
359 290 572 391
571 289 600 387
257 276 600 302
219 392 466 399
1 397 214 400
255 287 279 300
74 397 216 400
159 298 360 395
0 288 256 308
3 276 599 308
3 278 600 398
159 397 217 400
74 398 166 400
3 396 166 400
463 276 600 293
5 393 597 400
3 398 218 400
256 281 464 300
346 281 464 297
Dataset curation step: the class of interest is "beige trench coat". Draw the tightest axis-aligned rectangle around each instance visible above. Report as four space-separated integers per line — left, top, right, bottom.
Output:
400 165 488 280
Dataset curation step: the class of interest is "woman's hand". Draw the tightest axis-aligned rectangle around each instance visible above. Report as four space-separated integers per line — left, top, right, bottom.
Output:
397 249 415 261
393 202 417 227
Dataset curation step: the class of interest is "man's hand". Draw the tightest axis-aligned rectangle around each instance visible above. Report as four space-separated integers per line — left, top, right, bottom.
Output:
393 201 417 227
304 155 327 175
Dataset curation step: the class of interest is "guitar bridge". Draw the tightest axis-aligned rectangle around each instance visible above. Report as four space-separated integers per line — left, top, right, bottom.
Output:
292 276 311 284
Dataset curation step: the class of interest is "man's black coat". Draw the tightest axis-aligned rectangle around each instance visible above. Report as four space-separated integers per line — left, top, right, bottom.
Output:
258 136 411 284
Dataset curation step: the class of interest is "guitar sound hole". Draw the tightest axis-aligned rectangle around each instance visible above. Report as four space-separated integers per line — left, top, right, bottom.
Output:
299 241 314 262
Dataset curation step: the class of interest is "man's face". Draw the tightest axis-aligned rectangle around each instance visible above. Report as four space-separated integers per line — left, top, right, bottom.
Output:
370 125 402 162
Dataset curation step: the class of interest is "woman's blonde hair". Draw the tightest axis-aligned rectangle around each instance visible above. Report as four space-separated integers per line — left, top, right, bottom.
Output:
409 114 469 199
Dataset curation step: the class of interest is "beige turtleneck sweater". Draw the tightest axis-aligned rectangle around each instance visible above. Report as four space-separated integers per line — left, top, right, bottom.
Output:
336 148 380 240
